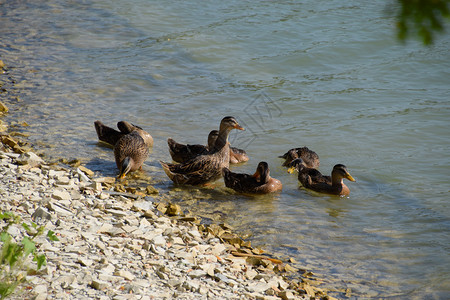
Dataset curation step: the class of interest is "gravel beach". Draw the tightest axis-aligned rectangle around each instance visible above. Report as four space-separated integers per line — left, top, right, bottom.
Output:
0 96 331 299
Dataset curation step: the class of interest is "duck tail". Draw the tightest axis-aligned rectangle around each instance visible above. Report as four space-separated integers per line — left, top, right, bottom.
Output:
118 157 132 179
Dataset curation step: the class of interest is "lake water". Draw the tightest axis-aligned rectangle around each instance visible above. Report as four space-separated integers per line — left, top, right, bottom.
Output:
1 0 449 298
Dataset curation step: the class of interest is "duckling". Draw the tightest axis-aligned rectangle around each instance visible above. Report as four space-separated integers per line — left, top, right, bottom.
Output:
168 130 248 164
94 120 153 147
114 126 153 179
279 147 319 168
160 116 244 185
223 161 282 194
288 158 355 196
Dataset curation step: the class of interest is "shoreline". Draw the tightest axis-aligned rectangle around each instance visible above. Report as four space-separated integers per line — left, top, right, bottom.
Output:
1 61 332 299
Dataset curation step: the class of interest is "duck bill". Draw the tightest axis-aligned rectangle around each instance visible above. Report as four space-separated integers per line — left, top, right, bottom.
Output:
287 166 296 174
346 172 356 182
234 124 245 131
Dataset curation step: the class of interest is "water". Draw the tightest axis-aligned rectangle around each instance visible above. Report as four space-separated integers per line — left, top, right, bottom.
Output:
1 0 450 298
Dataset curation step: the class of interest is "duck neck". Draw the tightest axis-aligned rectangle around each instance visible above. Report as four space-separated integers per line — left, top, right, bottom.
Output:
213 127 231 151
331 174 344 187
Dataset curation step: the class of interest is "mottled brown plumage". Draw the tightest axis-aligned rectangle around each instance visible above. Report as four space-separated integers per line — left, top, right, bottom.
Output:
111 124 153 179
167 130 218 163
94 120 153 147
287 158 355 196
223 162 282 194
168 130 248 164
279 147 320 168
160 117 244 185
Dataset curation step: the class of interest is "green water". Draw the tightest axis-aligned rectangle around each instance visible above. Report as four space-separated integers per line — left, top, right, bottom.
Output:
1 0 449 298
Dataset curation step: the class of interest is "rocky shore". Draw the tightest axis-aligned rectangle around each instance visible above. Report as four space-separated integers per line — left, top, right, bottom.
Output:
1 60 331 300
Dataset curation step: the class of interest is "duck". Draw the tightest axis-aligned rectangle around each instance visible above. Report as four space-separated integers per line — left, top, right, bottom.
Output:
113 125 154 179
167 130 218 163
222 161 282 194
168 130 249 164
287 158 355 196
160 116 244 185
279 147 320 168
229 144 249 164
94 120 154 147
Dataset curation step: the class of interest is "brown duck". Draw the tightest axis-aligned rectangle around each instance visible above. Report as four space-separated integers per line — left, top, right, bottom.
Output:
168 130 248 164
94 120 154 147
160 116 244 185
287 158 355 196
167 130 218 163
113 125 153 179
279 147 319 168
223 161 282 194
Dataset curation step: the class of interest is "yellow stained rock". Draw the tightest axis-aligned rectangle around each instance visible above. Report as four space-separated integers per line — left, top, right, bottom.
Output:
0 102 8 113
78 165 94 177
1 135 18 148
166 203 181 216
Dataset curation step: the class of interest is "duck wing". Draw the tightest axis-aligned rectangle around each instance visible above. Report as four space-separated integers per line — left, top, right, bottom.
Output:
168 138 209 163
94 121 126 146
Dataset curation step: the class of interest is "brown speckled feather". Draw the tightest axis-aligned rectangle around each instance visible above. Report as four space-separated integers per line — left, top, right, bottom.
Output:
288 159 355 196
223 162 281 194
160 117 244 185
280 147 319 168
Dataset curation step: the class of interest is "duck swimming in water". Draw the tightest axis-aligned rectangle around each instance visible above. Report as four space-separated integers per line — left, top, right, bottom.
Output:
279 147 319 168
223 161 282 194
288 158 355 196
168 130 248 164
160 116 244 185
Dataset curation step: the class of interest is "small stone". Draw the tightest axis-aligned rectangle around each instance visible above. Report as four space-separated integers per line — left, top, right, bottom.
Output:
146 185 159 194
48 202 73 216
78 257 94 267
133 201 153 212
31 207 52 222
114 270 135 281
90 280 110 290
0 101 8 113
78 165 94 177
17 152 45 167
152 235 166 247
52 189 71 201
166 203 181 216
188 269 207 279
278 290 296 300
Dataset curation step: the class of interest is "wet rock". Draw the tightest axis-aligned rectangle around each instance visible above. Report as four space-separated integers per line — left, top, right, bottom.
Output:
16 151 44 167
0 101 8 113
78 165 94 177
166 203 181 216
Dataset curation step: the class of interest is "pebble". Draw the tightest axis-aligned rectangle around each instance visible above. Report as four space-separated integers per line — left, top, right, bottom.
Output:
0 148 324 300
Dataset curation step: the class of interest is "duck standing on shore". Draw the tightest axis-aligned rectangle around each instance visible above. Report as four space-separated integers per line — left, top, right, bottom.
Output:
168 130 249 164
160 116 244 185
287 158 355 196
223 161 282 194
279 147 320 168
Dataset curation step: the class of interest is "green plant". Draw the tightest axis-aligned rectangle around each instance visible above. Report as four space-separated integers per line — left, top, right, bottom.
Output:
0 212 58 299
